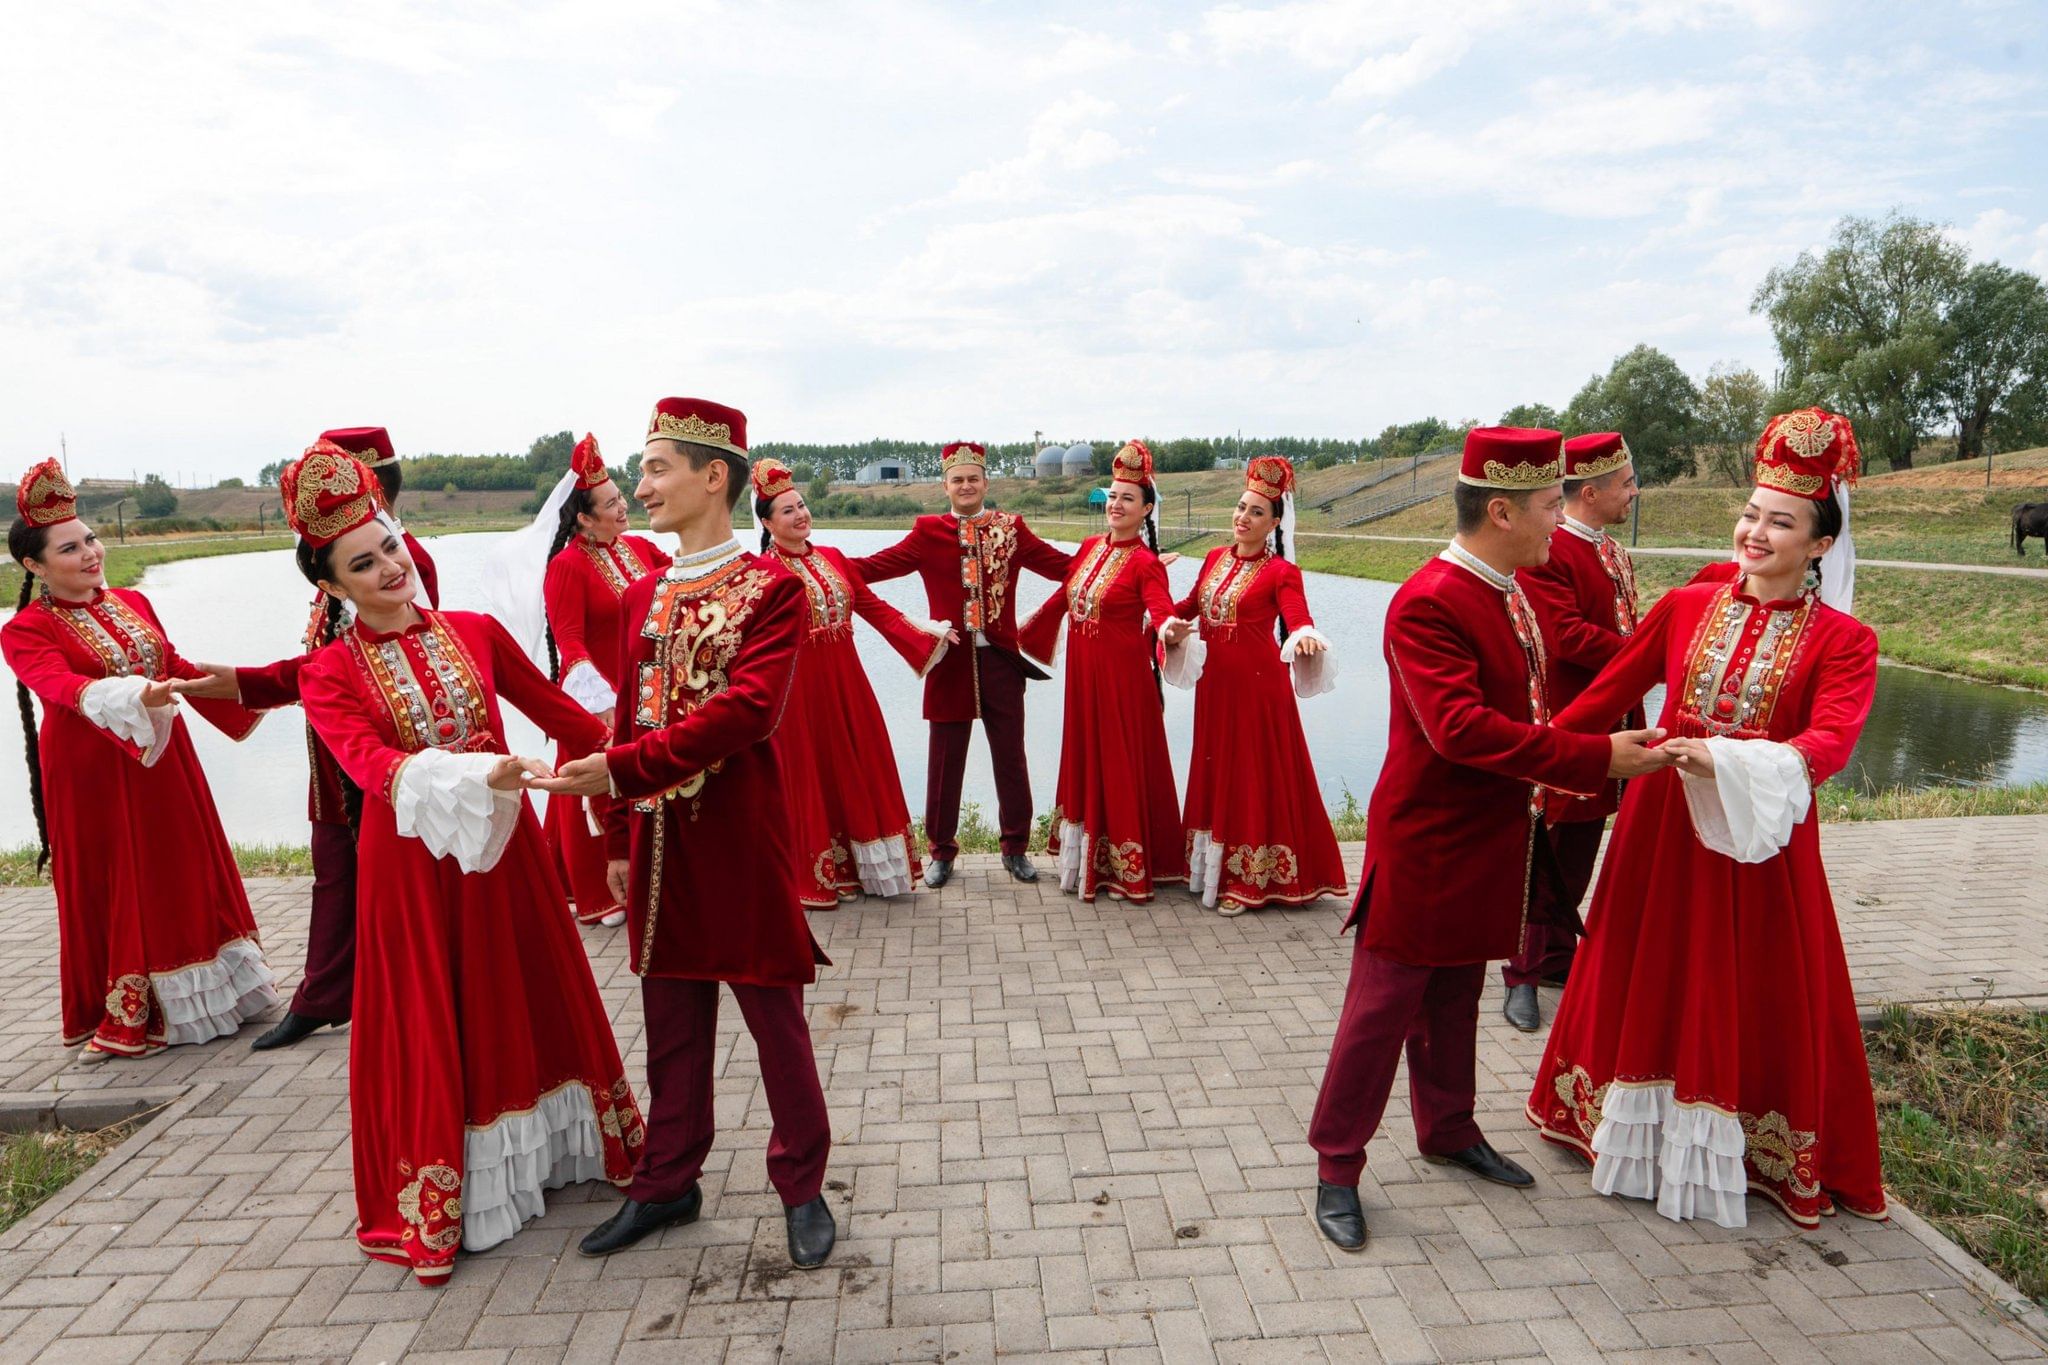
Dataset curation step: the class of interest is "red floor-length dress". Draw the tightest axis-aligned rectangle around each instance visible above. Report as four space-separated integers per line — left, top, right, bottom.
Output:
1171 547 1348 911
298 608 643 1284
2 587 278 1055
542 531 671 923
768 541 947 898
1020 534 1189 903
1525 578 1888 1228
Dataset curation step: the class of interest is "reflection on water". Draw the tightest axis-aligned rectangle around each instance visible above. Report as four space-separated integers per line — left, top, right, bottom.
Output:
2 529 2043 845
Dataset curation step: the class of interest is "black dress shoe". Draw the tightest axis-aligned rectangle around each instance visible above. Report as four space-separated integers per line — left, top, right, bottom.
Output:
1503 983 1541 1032
924 859 954 889
578 1185 702 1257
250 1012 339 1051
1001 854 1038 883
785 1195 836 1268
1423 1141 1535 1188
1313 1182 1368 1251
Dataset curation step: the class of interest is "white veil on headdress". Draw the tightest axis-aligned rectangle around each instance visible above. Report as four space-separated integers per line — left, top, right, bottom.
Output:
1817 481 1854 614
484 469 579 669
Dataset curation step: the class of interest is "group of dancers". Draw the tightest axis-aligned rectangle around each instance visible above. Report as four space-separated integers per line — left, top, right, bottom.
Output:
0 396 1887 1284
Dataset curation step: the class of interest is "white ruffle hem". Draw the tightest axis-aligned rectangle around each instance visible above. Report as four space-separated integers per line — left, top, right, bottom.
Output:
462 1082 610 1252
1186 830 1225 909
1054 819 1089 894
156 938 279 1046
850 833 916 897
1590 1082 1749 1228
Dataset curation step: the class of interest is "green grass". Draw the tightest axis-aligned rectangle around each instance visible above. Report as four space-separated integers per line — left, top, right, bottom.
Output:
0 534 296 604
1867 1006 2048 1309
1816 781 2048 821
0 1122 137 1233
0 841 314 888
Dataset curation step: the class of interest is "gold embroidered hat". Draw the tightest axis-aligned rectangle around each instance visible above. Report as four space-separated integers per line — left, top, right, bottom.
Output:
319 426 398 468
1111 440 1155 488
647 397 748 457
1563 432 1632 481
1753 407 1860 501
1245 455 1295 502
570 433 610 490
940 441 986 474
281 440 382 548
1458 427 1564 490
750 457 796 503
15 458 78 528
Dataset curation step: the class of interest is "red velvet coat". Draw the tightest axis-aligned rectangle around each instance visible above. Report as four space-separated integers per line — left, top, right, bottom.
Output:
1522 522 1642 824
544 533 671 693
851 511 1071 722
1351 555 1612 966
602 548 825 985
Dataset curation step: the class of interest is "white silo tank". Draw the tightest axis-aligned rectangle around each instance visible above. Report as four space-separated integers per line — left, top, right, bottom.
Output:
1034 445 1066 478
1063 441 1093 476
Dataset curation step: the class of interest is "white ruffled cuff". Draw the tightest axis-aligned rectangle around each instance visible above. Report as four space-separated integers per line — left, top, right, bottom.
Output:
79 676 175 766
1280 626 1338 699
909 618 952 679
559 660 617 714
1679 737 1810 864
1161 632 1206 690
392 750 521 874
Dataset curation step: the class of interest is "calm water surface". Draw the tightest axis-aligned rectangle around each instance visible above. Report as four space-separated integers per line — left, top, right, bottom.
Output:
3 528 2043 845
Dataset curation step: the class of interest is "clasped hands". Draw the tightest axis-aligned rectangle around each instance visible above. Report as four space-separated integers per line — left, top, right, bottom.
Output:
1602 729 1716 779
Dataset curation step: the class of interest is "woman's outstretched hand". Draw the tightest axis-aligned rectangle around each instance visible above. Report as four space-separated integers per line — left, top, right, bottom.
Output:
488 755 555 791
167 662 238 700
1606 727 1673 778
1660 736 1717 779
140 677 179 709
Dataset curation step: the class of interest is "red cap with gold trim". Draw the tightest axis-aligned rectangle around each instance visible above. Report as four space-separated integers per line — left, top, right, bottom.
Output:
570 433 609 491
1459 427 1564 489
1111 440 1154 488
647 397 748 456
15 458 78 529
318 426 398 468
750 457 796 503
940 441 986 474
1563 432 1632 480
282 440 382 548
1245 455 1294 502
1753 407 1859 501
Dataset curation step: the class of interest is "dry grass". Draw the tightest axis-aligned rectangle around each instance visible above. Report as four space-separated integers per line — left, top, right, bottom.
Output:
0 1121 137 1233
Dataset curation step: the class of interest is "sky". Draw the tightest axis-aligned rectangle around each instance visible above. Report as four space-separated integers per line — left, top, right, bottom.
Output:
3 0 2045 484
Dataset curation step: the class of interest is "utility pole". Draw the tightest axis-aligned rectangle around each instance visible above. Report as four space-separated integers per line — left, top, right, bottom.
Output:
59 433 68 474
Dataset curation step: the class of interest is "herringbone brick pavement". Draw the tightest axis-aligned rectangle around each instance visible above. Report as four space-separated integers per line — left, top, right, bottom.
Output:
1 817 2044 1362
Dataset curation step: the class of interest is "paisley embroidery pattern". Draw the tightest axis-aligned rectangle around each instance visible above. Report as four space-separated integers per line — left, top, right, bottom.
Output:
396 1160 463 1255
1225 843 1297 889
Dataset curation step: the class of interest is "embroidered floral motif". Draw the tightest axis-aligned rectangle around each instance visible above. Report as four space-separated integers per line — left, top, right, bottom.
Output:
778 548 853 636
1742 1109 1821 1199
1679 585 1813 736
1196 551 1268 631
351 613 495 765
1225 843 1297 889
1065 539 1136 630
104 974 150 1028
1595 537 1640 638
957 511 1019 634
44 593 167 681
396 1159 463 1254
597 1078 646 1150
1092 839 1146 885
1552 1065 1610 1140
580 535 651 599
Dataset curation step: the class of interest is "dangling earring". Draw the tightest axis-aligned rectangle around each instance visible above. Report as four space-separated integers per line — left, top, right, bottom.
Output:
1802 561 1821 595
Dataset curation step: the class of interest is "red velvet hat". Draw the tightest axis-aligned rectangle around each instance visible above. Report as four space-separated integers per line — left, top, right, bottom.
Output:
750 457 796 503
1459 427 1564 489
15 458 78 529
647 397 748 457
1111 440 1154 488
1245 455 1295 502
282 440 382 548
319 426 398 468
940 441 986 474
1754 407 1859 501
1563 432 1632 480
570 433 609 491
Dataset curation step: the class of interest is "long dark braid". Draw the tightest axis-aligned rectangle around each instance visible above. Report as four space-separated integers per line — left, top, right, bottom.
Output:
1269 494 1289 645
544 487 595 682
296 539 364 834
8 519 52 872
755 495 774 553
1142 486 1164 706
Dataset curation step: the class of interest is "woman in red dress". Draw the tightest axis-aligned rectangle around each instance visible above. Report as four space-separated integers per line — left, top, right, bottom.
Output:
1166 457 1347 914
4 459 278 1059
224 443 643 1284
1526 408 1887 1229
752 459 953 899
1020 441 1189 903
529 436 671 925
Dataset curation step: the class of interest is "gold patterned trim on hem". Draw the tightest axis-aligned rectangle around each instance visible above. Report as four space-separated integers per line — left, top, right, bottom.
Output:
1216 882 1349 910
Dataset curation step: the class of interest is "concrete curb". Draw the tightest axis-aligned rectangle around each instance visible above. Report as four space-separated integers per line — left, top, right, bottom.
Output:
0 1085 189 1134
1885 1198 2048 1348
0 1083 204 1254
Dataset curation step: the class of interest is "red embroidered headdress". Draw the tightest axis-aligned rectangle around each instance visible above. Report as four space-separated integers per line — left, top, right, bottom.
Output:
15 458 78 528
750 457 796 502
1563 432 1631 480
570 433 609 490
1459 427 1564 489
1245 455 1294 502
1753 407 1860 501
940 441 986 474
282 440 382 548
319 426 398 468
1111 440 1154 488
647 397 748 456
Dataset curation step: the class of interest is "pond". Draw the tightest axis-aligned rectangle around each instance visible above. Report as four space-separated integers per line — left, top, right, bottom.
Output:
3 528 2045 846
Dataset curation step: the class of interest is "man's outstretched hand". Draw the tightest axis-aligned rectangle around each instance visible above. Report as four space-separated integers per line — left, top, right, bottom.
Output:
531 751 611 797
1606 728 1672 779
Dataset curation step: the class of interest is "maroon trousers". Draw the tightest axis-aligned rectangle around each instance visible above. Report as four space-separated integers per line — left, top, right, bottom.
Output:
925 647 1033 860
629 977 831 1208
1502 819 1604 989
1308 933 1487 1185
290 821 356 1022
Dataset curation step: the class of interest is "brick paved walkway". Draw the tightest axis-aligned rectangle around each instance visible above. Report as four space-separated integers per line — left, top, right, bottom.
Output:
2 816 2045 1363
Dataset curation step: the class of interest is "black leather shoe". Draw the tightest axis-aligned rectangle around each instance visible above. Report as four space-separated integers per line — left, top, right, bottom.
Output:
1503 983 1541 1032
1313 1182 1368 1251
251 1012 338 1051
924 859 954 889
785 1195 836 1268
1424 1141 1535 1188
578 1185 702 1257
1001 854 1038 883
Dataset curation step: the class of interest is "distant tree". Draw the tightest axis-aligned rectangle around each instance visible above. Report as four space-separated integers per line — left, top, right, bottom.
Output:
1752 212 1966 470
1498 402 1561 430
1937 263 2048 460
215 476 245 489
135 474 179 517
806 474 831 505
1695 363 1774 486
257 459 287 487
1563 345 1700 485
525 430 577 474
